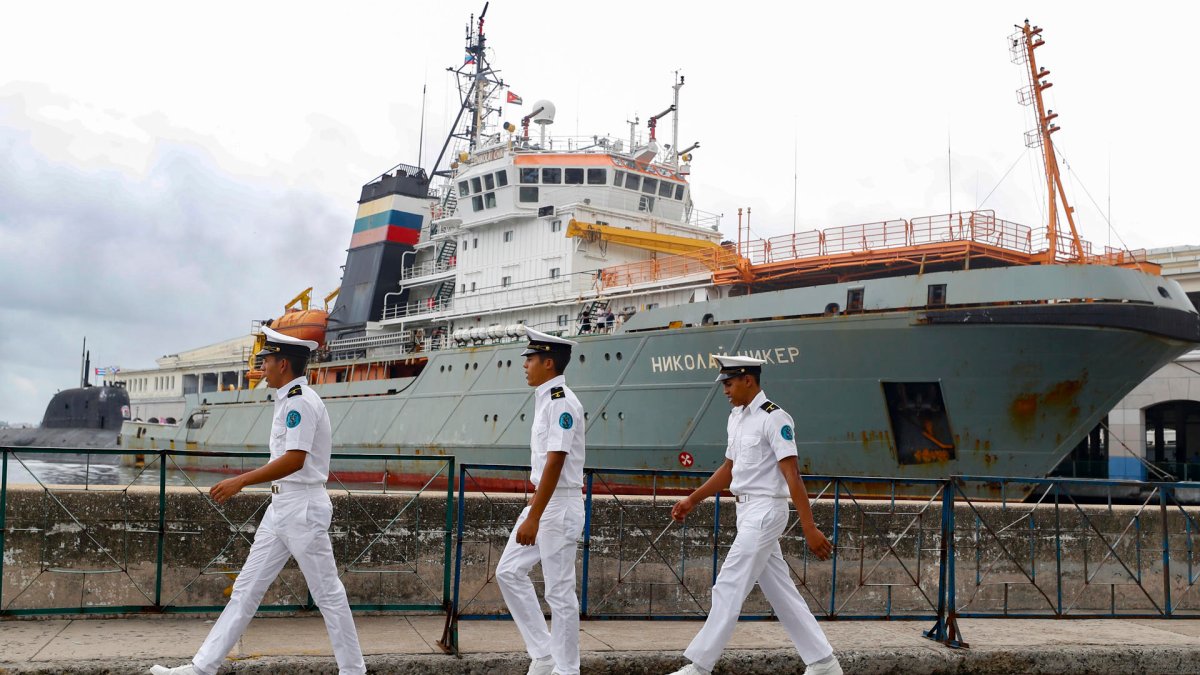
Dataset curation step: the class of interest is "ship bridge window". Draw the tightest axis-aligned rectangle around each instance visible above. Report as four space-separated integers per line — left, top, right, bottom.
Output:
458 180 470 196
658 181 674 197
550 267 560 279
519 186 538 202
565 168 585 184
484 173 496 190
520 167 539 184
503 230 514 242
495 170 509 187
472 195 484 212
674 185 686 200
542 167 562 184
613 170 625 186
550 219 563 233
588 168 607 184
485 192 497 209
471 177 483 193
642 177 659 194
624 173 641 191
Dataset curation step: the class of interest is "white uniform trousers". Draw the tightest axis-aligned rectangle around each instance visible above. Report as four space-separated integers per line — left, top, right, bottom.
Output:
192 489 366 675
495 493 586 675
684 498 833 672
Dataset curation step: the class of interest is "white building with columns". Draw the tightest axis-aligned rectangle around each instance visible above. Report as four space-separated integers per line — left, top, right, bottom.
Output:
114 335 254 423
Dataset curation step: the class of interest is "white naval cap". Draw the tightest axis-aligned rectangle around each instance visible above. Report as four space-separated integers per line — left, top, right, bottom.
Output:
520 326 578 357
255 325 319 358
712 354 767 382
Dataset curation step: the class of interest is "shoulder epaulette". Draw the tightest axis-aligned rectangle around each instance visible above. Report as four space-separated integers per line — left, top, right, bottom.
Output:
760 400 780 413
550 386 565 400
287 385 303 398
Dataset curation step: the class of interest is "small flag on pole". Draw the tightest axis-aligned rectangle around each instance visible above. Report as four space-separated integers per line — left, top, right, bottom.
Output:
95 367 107 376
464 52 476 65
506 91 523 105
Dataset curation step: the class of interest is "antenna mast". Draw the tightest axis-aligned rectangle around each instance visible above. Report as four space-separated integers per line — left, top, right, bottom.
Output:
670 71 684 165
1011 20 1086 263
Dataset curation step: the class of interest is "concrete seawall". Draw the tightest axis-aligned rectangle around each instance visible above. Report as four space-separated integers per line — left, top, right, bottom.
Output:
3 484 1197 619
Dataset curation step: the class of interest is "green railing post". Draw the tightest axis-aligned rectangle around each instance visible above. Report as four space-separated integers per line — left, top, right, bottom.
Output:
155 449 167 608
443 456 454 608
1 449 8 612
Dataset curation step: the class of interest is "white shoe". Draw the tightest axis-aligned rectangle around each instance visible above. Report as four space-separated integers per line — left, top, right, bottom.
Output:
148 665 198 675
527 656 555 675
666 664 710 675
804 657 843 675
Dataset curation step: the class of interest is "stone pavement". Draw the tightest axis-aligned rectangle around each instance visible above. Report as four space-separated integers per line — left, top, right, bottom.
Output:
2 615 1200 674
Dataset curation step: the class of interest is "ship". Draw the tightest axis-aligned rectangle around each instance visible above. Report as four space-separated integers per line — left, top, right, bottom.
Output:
119 13 1200 497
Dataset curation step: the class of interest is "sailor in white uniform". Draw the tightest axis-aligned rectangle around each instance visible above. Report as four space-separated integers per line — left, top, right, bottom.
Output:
495 327 587 675
666 355 842 675
150 326 365 675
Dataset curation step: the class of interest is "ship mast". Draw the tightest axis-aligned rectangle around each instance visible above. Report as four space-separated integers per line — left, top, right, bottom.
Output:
1012 20 1086 263
428 2 506 180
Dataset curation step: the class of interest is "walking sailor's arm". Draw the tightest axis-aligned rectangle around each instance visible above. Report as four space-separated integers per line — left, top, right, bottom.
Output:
671 459 734 522
209 450 307 504
515 451 568 545
778 456 833 560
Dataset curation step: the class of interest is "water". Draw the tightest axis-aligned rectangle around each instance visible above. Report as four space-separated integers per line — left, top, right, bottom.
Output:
4 456 224 488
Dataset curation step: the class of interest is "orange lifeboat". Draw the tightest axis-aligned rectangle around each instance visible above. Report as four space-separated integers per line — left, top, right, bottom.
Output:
272 309 329 346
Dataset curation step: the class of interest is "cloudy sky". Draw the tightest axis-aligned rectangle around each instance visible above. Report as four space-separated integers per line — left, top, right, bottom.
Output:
2 1 1197 423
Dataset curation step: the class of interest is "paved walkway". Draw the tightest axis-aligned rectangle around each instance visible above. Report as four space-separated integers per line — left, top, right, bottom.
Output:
2 615 1200 673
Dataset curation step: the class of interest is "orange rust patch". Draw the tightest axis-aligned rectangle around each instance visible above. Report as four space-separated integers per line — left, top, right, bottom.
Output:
1011 394 1038 419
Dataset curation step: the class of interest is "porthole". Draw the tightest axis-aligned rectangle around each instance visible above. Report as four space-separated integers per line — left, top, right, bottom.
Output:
497 361 503 368
584 412 590 421
484 414 490 422
440 365 445 372
473 362 479 370
579 354 587 363
618 412 625 420
506 360 512 367
520 413 526 421
601 411 608 420
1158 286 1171 299
448 364 453 372
616 352 623 361
604 353 611 361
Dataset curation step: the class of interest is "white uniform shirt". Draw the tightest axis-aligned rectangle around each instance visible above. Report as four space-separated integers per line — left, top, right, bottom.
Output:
724 390 799 497
530 375 586 489
270 376 332 485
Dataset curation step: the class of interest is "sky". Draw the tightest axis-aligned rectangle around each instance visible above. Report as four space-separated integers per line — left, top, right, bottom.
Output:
1 1 1198 424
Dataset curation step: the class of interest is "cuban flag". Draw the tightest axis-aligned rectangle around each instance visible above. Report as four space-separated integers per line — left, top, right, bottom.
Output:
95 367 107 376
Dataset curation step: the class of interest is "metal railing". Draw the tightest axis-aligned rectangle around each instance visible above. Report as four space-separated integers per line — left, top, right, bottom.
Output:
440 464 1200 654
1 448 454 624
400 259 457 282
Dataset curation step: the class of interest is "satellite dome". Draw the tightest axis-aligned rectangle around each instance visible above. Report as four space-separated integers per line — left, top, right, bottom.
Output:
530 100 556 125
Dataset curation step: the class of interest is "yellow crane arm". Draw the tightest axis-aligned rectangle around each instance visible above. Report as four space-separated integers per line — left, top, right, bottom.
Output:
323 287 340 312
566 219 721 256
284 287 314 312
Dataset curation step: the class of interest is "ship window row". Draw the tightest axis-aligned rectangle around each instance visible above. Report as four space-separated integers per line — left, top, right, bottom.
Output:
613 170 686 200
458 170 509 198
518 167 607 185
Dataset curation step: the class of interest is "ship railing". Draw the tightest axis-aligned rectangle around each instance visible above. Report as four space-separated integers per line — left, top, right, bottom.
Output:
511 133 631 154
0 447 455 625
401 259 457 282
382 297 454 321
597 254 714 290
439 464 1200 653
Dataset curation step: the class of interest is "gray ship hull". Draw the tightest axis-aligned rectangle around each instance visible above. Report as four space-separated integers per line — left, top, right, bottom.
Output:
120 265 1200 499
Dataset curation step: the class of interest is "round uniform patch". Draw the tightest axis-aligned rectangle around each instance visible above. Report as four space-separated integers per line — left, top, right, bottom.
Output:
559 412 574 430
781 424 794 441
286 410 302 429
